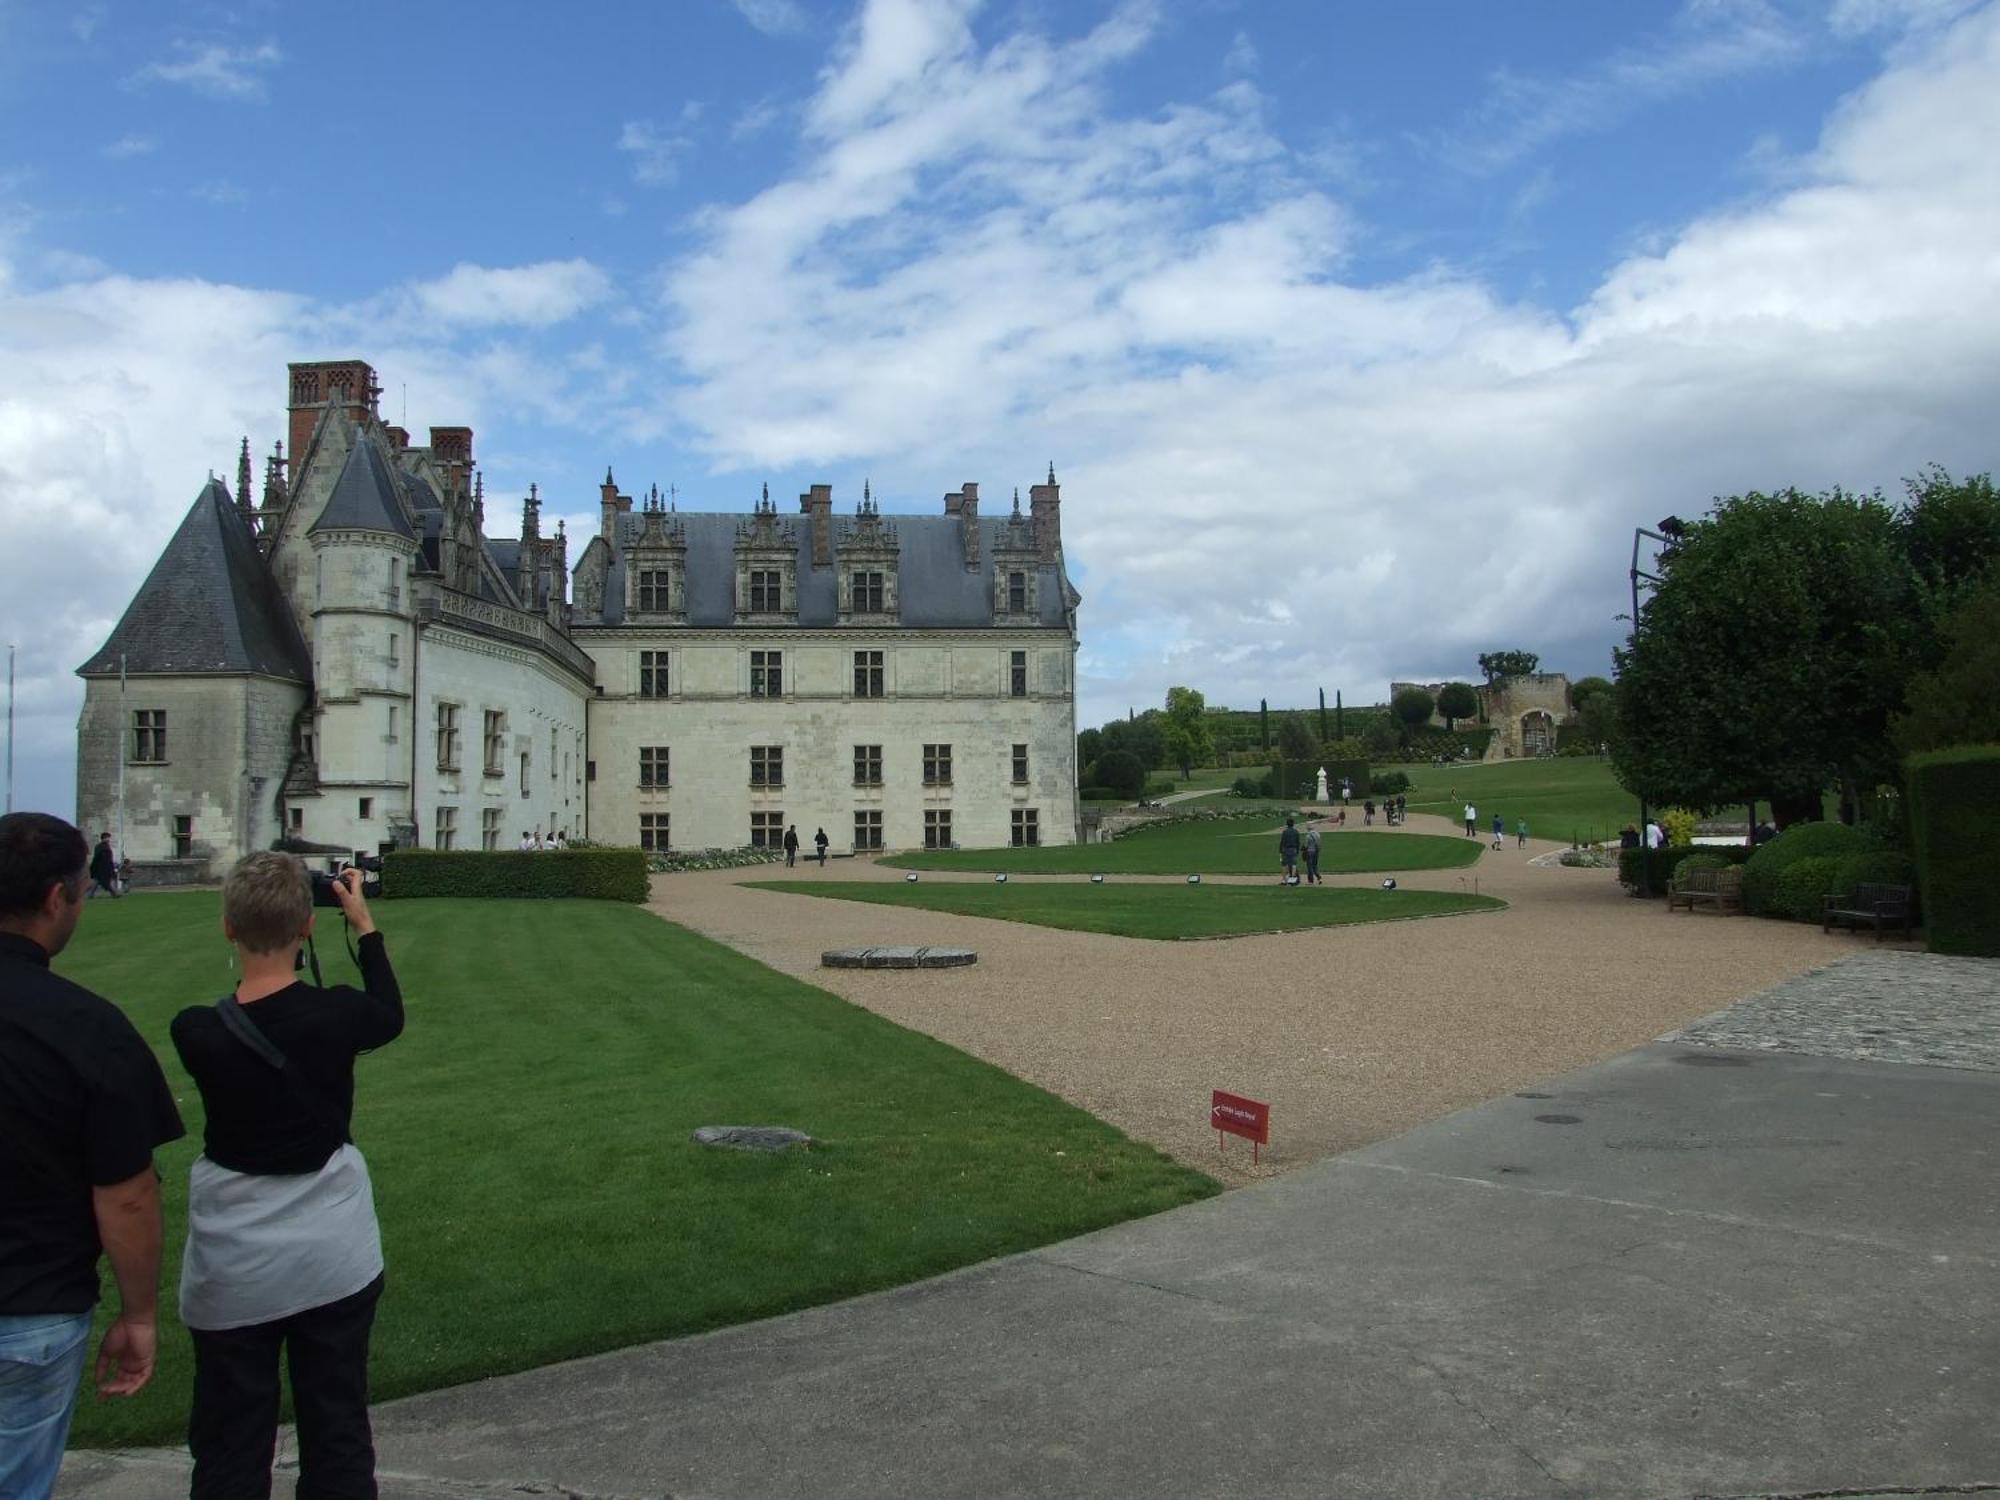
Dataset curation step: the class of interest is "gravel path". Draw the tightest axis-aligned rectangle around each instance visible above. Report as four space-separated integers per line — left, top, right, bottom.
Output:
647 814 1899 1185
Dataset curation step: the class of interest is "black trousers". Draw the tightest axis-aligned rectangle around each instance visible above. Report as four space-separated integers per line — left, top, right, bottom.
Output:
188 1274 384 1500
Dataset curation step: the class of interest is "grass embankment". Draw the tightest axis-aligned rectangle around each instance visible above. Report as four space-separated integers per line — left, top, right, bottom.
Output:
883 823 1479 876
1384 757 1640 846
58 895 1216 1447
750 881 1504 939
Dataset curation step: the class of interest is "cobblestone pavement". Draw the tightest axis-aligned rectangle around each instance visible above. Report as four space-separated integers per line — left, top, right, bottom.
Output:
1666 950 2000 1072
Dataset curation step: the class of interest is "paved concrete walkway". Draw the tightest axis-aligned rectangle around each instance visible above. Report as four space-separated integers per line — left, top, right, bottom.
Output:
62 957 2000 1499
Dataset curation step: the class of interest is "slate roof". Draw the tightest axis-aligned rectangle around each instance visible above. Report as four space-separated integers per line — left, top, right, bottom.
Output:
309 438 415 539
77 480 312 680
590 512 1069 629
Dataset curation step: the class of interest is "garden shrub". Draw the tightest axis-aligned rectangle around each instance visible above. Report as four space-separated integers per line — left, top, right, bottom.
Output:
1671 852 1730 878
1906 744 2000 955
1230 774 1275 799
1826 850 1921 911
1091 750 1146 797
1740 821 1870 916
1369 770 1411 796
1142 778 1177 798
1771 856 1847 923
1618 844 1749 894
383 848 647 902
1657 808 1699 847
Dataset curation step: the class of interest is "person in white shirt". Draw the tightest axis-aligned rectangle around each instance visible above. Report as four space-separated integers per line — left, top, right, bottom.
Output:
1463 803 1477 837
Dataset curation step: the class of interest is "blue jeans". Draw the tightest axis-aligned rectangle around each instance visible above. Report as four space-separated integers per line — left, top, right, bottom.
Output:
0 1311 92 1500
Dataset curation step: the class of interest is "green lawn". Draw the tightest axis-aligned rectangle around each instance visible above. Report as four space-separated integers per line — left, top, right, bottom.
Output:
1385 756 1642 845
55 894 1216 1447
750 880 1504 939
883 822 1479 876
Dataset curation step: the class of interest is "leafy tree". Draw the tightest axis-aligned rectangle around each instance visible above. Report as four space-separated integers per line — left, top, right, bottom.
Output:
1076 727 1103 767
1893 579 2000 755
1613 488 1912 815
1275 712 1317 763
1091 750 1146 797
1162 686 1215 778
1899 467 2000 643
1101 715 1165 771
1478 650 1540 689
1569 676 1614 711
1360 717 1400 755
1435 681 1479 729
1390 686 1435 745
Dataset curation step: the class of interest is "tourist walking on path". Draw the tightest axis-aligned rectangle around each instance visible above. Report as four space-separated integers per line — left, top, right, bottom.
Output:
1303 826 1322 884
1517 818 1529 848
1363 799 1376 827
1278 818 1301 883
814 828 829 866
1492 812 1505 849
0 813 186 1500
1464 803 1477 837
88 831 122 899
169 854 405 1500
783 825 799 868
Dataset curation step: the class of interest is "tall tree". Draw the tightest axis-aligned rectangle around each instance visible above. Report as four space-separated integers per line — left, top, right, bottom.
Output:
1162 686 1215 778
1477 650 1540 690
1391 686 1435 746
1893 579 2000 755
1275 712 1317 762
1435 681 1479 730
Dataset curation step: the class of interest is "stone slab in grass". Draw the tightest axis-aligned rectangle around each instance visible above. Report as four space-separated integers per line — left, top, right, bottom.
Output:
822 944 979 970
692 1126 815 1152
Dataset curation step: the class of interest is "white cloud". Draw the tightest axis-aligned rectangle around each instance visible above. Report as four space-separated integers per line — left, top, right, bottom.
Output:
191 180 246 206
652 0 2000 728
732 0 811 38
402 260 614 329
132 40 282 102
102 134 156 160
1830 0 1985 36
617 109 700 186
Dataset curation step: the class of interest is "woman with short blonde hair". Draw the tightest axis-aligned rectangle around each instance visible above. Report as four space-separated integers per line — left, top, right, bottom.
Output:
170 853 404 1498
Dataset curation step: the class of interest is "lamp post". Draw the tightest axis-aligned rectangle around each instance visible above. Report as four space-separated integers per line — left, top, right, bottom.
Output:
1627 522 1678 896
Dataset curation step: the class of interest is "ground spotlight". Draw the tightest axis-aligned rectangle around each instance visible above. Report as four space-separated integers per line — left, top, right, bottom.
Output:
1380 878 1397 890
1090 874 1105 883
1186 874 1201 885
994 873 1008 883
904 873 919 883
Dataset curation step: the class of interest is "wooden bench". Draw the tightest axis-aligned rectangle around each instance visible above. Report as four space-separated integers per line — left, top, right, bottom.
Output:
1667 866 1744 914
1823 882 1914 941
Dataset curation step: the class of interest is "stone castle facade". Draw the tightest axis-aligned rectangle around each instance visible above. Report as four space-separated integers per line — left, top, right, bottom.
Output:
76 359 1081 878
1389 672 1574 759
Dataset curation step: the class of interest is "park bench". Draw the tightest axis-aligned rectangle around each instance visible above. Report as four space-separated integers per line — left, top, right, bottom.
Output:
1823 882 1914 941
1667 865 1744 915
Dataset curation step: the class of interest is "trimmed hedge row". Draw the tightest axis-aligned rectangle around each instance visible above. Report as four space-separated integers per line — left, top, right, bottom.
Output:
1618 844 1750 892
1740 821 1870 917
382 848 649 902
1908 744 2000 955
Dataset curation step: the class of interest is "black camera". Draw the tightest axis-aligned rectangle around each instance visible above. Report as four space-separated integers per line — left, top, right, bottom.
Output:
310 855 384 908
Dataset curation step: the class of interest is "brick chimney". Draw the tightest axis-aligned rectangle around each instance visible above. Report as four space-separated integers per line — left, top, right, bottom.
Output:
384 426 410 451
1030 465 1061 565
797 483 833 567
599 468 632 540
958 481 980 571
287 359 379 466
428 426 472 495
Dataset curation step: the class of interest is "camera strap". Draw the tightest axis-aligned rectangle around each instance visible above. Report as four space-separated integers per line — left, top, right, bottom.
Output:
212 996 351 1144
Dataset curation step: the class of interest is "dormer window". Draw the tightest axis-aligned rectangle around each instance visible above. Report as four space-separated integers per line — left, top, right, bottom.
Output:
748 569 783 613
853 570 885 613
636 568 672 613
1007 571 1027 613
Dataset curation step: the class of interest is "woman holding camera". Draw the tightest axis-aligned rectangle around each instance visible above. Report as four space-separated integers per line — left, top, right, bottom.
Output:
168 853 404 1499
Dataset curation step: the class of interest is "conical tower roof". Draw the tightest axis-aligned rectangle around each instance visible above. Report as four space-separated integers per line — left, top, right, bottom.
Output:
309 436 415 539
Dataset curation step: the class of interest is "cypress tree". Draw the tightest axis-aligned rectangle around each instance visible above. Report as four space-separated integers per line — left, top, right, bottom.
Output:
1318 687 1327 740
1335 690 1344 740
1259 698 1270 750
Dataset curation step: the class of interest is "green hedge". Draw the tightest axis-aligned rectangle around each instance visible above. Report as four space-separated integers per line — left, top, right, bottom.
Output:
1740 821 1870 916
1619 844 1750 894
1907 744 2000 955
382 848 649 902
1772 855 1847 922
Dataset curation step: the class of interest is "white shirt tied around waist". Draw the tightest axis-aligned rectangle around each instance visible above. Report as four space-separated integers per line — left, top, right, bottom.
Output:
181 1143 383 1331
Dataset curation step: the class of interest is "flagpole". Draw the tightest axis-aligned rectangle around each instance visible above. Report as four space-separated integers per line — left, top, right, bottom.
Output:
4 643 14 814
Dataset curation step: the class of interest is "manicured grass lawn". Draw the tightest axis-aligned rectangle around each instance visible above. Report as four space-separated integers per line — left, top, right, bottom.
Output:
883 822 1479 876
749 880 1504 939
1386 756 1642 845
55 894 1217 1448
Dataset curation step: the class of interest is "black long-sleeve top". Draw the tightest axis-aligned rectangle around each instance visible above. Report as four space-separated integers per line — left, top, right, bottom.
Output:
169 933 403 1176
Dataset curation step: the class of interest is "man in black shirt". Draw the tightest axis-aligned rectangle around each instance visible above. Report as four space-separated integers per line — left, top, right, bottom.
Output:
0 812 184 1499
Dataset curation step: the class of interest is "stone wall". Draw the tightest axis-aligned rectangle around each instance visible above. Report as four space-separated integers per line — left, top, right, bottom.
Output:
1483 673 1573 759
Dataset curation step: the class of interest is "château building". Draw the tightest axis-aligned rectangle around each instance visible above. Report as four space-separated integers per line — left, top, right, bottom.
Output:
75 359 1081 880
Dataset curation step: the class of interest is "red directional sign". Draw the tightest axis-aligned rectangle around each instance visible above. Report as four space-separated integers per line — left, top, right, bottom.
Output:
1211 1090 1270 1162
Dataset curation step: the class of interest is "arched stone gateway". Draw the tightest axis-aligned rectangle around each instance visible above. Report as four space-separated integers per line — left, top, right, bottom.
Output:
1520 709 1556 757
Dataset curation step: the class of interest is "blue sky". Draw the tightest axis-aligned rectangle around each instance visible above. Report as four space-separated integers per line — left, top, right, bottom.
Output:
4 0 1998 816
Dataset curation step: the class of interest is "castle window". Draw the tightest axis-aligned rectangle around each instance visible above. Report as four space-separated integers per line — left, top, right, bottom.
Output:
435 805 457 850
483 711 505 775
1012 743 1029 783
639 651 668 698
132 710 167 764
288 808 303 834
482 808 501 850
1010 650 1028 698
750 811 784 848
854 744 882 787
923 809 953 849
388 633 399 667
637 569 671 612
750 650 783 698
748 568 782 613
923 744 952 786
640 747 669 788
519 751 530 795
358 797 372 820
1011 809 1040 847
387 706 399 744
854 810 883 851
173 814 194 858
387 557 401 610
853 570 885 613
1008 571 1027 613
436 703 460 771
640 813 670 852
750 746 783 788
854 650 884 698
